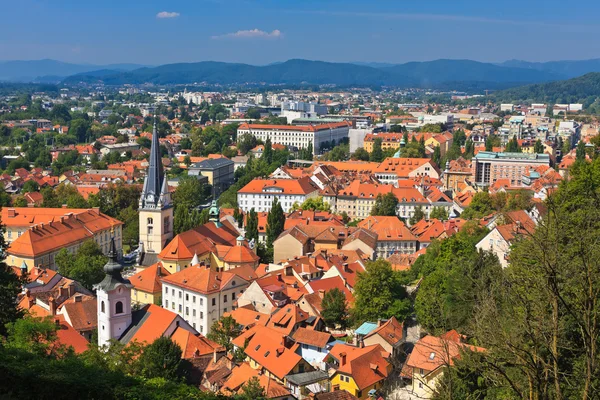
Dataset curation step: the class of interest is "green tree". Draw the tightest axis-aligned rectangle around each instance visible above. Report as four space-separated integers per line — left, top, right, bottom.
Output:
371 192 398 216
239 376 266 400
430 206 449 220
291 196 331 212
505 135 521 153
262 137 273 164
321 288 348 329
139 337 184 381
460 192 494 220
22 180 39 194
12 196 27 207
409 206 425 225
56 240 107 290
173 176 208 211
576 140 586 161
5 315 61 357
207 315 241 353
370 138 384 162
351 147 370 161
245 208 259 244
534 139 545 154
352 259 411 324
265 198 285 245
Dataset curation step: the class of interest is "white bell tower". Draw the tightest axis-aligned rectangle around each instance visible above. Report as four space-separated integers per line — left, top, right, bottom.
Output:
95 237 133 348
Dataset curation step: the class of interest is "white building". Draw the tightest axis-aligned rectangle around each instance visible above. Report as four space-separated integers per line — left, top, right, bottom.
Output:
237 177 320 213
161 265 256 335
237 121 351 154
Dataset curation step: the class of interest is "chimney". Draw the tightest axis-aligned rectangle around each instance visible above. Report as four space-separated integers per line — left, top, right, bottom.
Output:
213 348 218 364
60 286 69 299
74 294 82 303
24 289 34 308
276 347 284 357
49 296 57 315
340 352 347 366
7 209 15 218
277 273 283 282
68 282 76 297
156 264 162 276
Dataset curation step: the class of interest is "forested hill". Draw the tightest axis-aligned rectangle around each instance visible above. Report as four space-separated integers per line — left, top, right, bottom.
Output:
61 59 561 88
492 72 600 104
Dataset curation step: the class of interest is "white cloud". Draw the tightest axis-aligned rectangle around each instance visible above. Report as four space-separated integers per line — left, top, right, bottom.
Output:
211 29 282 40
156 11 180 19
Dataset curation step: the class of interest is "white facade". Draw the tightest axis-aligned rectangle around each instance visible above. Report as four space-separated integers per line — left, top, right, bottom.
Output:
162 280 250 335
237 190 318 213
97 284 132 348
237 123 350 154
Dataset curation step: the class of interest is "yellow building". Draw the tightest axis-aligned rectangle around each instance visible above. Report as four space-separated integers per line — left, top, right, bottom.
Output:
328 343 392 399
129 262 171 305
6 209 122 271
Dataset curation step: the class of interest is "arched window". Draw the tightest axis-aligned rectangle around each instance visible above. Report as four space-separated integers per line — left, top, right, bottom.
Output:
101 301 105 313
147 217 153 225
115 301 124 314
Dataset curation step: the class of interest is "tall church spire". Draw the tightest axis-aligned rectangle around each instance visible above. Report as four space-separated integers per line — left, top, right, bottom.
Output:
139 116 170 209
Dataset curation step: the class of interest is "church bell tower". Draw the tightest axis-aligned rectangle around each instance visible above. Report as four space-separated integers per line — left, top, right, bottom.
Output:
138 117 173 265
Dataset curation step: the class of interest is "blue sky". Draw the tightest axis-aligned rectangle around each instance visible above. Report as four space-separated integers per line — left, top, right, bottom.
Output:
2 0 600 65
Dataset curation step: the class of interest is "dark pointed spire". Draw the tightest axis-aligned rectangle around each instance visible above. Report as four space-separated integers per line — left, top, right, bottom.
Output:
139 114 171 209
96 235 132 291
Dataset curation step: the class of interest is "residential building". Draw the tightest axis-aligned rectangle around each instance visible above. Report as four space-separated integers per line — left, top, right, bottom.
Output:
129 261 171 305
138 121 174 265
237 122 351 154
402 331 484 399
327 343 391 399
237 177 320 213
374 158 440 185
161 264 258 334
7 209 122 271
188 157 234 197
358 216 417 258
362 317 405 363
471 151 551 187
292 327 334 370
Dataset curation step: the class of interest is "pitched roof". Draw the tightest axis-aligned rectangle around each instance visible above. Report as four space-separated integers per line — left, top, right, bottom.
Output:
238 176 318 195
53 315 90 354
243 326 304 380
405 333 485 375
364 317 404 347
57 295 97 332
358 216 417 242
223 307 269 329
292 327 332 348
170 327 223 359
266 303 309 336
120 304 185 345
374 157 433 177
239 121 351 132
161 265 257 295
221 362 291 399
129 262 171 294
328 343 390 390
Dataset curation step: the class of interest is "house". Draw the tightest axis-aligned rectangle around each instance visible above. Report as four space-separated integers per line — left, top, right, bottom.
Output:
358 216 418 258
220 362 293 399
374 158 440 185
6 208 123 271
237 177 320 213
292 327 334 369
188 157 234 197
402 331 485 399
475 210 536 268
266 303 311 336
236 272 307 315
327 343 391 399
362 317 405 362
236 325 314 383
56 294 97 341
160 264 258 335
129 262 171 305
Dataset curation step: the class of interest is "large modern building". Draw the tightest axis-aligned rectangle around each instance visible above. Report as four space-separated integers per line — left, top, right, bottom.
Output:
188 157 234 197
237 121 351 154
472 151 551 187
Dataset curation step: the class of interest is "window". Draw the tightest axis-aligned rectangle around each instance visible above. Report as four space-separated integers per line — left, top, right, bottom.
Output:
179 305 182 313
101 301 105 313
172 289 175 296
193 309 196 317
186 294 189 301
212 298 216 306
115 301 124 314
147 217 153 225
200 298 203 306
179 291 182 299
200 312 204 319
165 286 168 294
148 226 153 235
192 296 196 303
223 295 228 303
186 307 189 315
165 300 169 308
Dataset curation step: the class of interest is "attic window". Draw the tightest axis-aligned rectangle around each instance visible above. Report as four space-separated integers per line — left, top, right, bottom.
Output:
429 352 436 360
255 345 261 351
264 351 270 357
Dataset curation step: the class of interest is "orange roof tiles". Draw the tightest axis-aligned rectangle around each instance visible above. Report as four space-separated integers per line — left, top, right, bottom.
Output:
328 343 390 390
243 326 304 380
170 327 223 359
238 176 318 196
239 121 351 132
129 262 171 294
292 327 332 348
161 265 257 295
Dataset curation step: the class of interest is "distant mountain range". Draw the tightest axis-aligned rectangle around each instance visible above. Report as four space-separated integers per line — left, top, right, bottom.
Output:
0 59 146 82
3 57 600 89
493 72 600 104
59 59 566 88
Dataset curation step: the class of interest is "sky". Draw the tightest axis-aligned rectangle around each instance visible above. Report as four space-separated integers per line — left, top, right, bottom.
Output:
2 0 600 66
